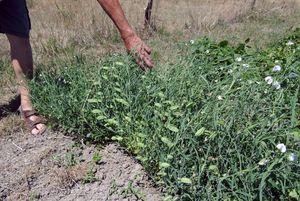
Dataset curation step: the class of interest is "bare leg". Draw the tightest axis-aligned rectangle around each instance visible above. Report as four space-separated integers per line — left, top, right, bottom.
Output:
6 34 46 135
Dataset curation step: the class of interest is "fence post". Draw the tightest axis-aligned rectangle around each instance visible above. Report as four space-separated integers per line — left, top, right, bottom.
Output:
144 0 154 29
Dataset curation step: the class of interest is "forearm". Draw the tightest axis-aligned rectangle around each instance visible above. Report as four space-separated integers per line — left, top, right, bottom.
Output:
97 0 135 40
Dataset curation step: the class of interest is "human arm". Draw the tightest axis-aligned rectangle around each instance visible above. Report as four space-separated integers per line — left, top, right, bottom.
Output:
97 0 153 70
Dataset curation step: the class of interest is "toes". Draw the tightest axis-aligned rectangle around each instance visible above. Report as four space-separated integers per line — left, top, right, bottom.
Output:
31 127 39 135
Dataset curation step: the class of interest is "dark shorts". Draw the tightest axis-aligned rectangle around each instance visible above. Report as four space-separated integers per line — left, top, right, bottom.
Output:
0 0 31 38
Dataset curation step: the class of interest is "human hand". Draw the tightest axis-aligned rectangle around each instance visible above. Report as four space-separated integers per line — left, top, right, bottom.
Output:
123 34 154 71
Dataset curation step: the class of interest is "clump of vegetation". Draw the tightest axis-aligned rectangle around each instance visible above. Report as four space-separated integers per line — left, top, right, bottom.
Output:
30 29 299 200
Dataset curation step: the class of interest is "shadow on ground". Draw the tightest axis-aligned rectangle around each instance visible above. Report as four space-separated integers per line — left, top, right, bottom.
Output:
0 95 20 120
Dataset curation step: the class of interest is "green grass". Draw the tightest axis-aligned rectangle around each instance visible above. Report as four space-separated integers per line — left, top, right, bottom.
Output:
30 29 300 200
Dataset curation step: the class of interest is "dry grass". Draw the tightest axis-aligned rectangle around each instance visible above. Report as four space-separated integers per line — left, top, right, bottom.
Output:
0 0 299 56
0 0 299 111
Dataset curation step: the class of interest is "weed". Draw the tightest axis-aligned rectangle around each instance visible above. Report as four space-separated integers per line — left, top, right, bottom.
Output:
83 164 97 183
30 29 300 200
92 152 102 165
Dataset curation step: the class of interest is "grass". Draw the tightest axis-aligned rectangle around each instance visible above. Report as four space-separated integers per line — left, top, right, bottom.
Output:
29 28 300 200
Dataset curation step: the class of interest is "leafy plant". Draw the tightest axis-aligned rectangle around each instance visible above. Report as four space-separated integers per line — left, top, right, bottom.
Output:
30 29 300 200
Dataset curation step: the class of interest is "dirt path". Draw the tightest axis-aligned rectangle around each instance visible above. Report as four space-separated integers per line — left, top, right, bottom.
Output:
0 116 162 201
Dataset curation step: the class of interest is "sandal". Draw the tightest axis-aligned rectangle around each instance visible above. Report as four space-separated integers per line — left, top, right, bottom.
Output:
21 109 46 135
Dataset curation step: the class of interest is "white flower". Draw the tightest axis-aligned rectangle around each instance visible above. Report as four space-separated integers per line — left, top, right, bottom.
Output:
288 153 297 162
258 158 269 166
236 57 242 62
286 41 294 46
228 69 233 74
275 60 280 64
272 81 281 90
276 143 287 153
190 40 195 44
242 64 249 68
205 50 210 54
272 65 282 72
265 76 273 85
217 95 223 100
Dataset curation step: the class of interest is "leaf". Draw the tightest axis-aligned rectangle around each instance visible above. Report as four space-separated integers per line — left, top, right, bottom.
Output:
166 124 179 133
111 136 123 141
91 109 102 114
178 177 192 184
289 189 299 199
160 137 174 148
115 98 129 107
105 118 118 125
159 162 171 169
96 115 106 121
208 165 219 175
155 103 162 108
195 127 206 136
115 61 124 66
87 99 101 103
170 105 179 110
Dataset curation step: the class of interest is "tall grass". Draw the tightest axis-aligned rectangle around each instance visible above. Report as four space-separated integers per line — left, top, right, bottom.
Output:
30 29 300 200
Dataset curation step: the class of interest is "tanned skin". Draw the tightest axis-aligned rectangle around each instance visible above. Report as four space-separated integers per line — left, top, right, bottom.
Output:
97 0 153 70
7 0 153 135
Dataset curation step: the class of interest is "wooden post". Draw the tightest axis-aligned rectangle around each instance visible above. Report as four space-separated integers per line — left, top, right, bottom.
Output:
144 0 154 29
250 0 256 10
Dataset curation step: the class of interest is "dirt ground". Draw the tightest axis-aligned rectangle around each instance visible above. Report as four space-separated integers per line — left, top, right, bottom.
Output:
0 115 163 201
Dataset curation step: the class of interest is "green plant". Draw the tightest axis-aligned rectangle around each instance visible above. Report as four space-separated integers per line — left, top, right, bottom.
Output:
92 152 102 164
30 29 300 200
83 165 97 183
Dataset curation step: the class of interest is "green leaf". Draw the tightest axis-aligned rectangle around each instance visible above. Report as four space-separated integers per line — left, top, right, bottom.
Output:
96 115 106 120
208 165 219 175
159 162 171 169
115 61 124 66
87 99 101 103
91 109 102 114
289 189 299 199
178 177 192 184
195 127 206 136
166 124 179 133
115 98 129 107
111 136 123 141
160 137 174 148
106 118 118 125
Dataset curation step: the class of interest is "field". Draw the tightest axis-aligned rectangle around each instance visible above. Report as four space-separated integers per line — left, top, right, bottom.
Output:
0 0 300 200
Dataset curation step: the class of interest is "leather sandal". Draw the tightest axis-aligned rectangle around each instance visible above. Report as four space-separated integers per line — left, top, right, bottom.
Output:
22 109 46 135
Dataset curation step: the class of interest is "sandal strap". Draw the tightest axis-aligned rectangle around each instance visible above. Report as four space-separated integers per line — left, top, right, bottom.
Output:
23 110 38 118
28 117 44 129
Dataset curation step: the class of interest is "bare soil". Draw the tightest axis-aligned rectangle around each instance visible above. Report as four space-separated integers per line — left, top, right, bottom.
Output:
0 122 162 201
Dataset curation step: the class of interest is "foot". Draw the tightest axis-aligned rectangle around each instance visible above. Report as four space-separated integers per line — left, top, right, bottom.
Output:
22 110 46 135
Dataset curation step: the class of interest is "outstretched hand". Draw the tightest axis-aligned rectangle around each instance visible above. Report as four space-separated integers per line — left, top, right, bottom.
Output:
123 34 154 71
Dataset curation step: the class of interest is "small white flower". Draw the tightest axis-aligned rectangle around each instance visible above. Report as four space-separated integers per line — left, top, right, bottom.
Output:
272 81 281 90
272 65 282 72
288 153 297 162
205 50 210 54
265 76 273 85
275 60 280 64
286 41 294 46
276 143 287 153
236 57 242 62
217 95 223 100
228 69 233 74
242 64 249 68
190 40 195 44
258 158 269 166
